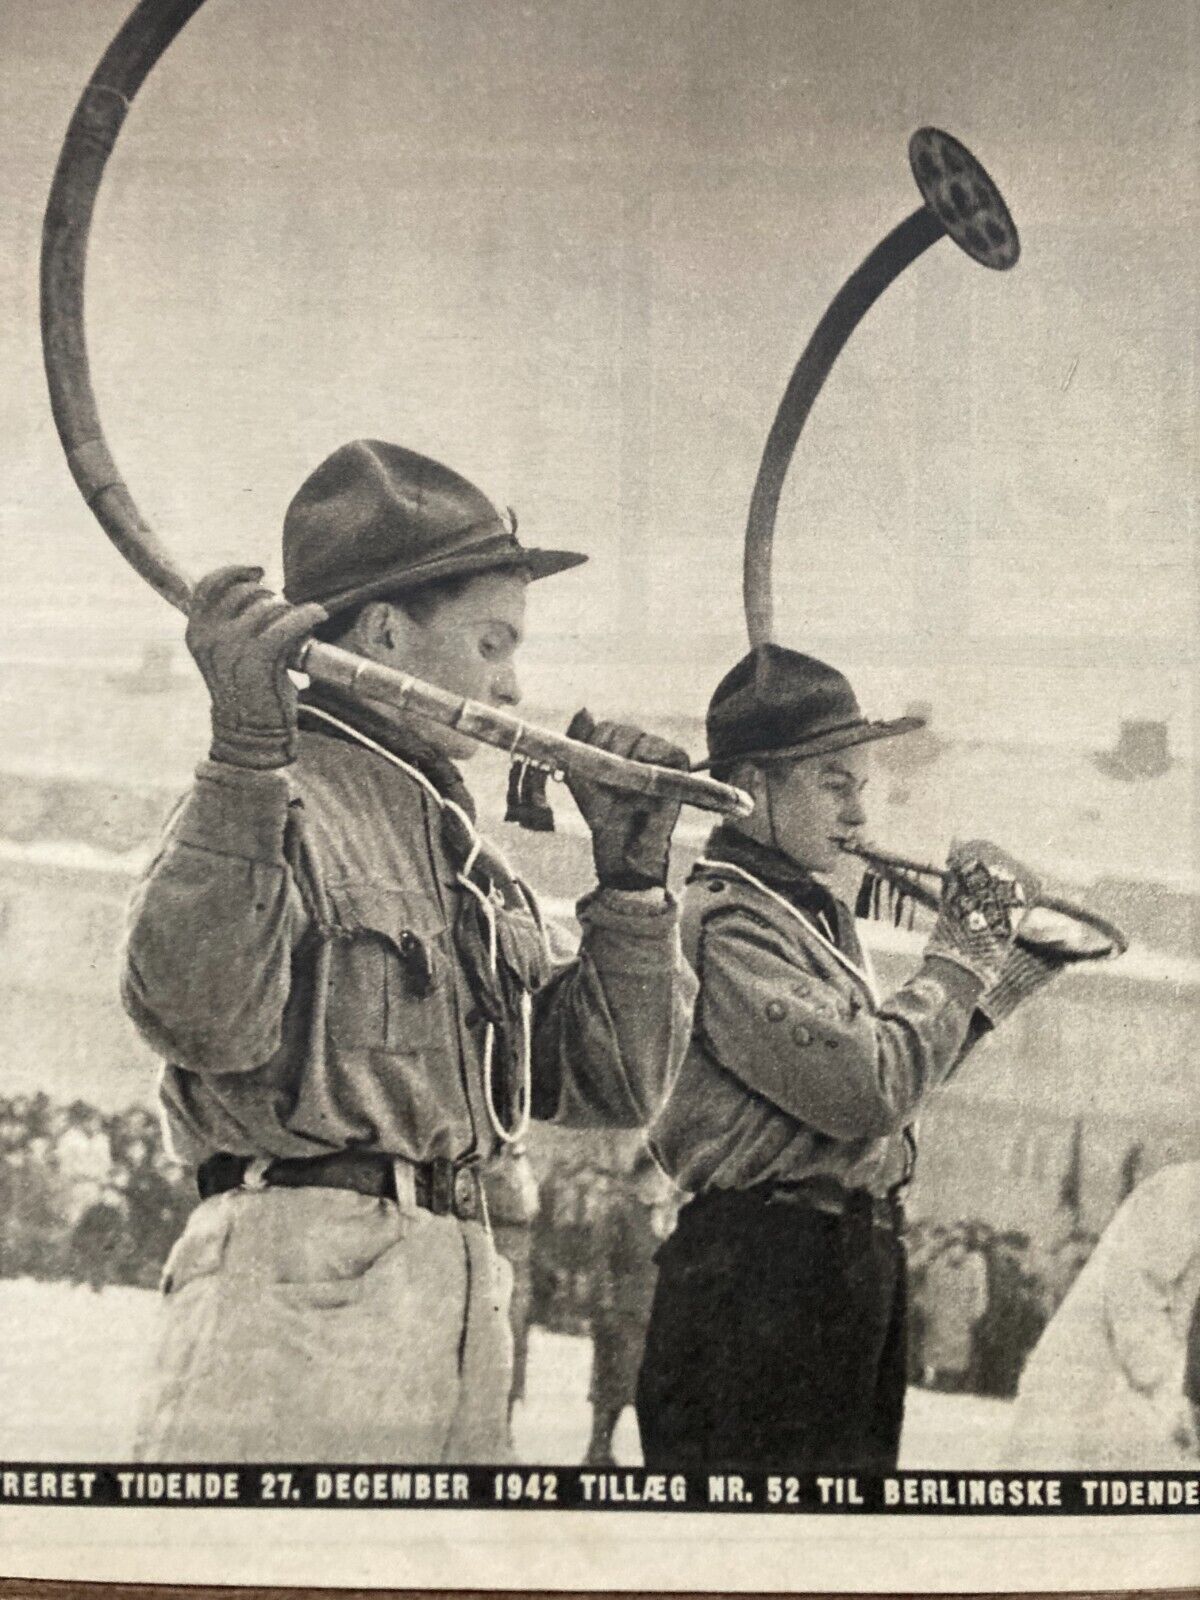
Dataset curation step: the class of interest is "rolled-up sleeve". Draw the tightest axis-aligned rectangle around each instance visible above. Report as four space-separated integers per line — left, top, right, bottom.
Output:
121 762 311 1075
696 907 983 1140
530 887 696 1128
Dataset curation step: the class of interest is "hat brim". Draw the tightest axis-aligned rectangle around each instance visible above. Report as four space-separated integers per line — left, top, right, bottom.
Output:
289 545 588 616
692 715 925 772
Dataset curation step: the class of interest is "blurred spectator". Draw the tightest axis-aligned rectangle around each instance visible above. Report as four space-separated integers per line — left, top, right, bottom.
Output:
532 1164 612 1337
920 1228 989 1392
585 1150 678 1467
0 1094 191 1290
906 1222 946 1383
2 1129 66 1278
1185 1284 1200 1440
974 1232 1048 1398
68 1182 129 1292
1185 1283 1200 1412
482 1145 541 1442
55 1102 112 1225
115 1122 193 1288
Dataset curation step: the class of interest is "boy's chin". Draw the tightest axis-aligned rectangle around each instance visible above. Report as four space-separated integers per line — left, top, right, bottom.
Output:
375 703 480 762
426 727 480 762
785 846 838 875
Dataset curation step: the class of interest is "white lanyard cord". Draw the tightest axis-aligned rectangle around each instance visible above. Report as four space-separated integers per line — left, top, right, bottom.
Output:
695 857 879 1002
303 705 532 1144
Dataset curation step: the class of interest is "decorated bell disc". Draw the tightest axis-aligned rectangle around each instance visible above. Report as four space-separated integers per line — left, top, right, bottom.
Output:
908 127 1020 270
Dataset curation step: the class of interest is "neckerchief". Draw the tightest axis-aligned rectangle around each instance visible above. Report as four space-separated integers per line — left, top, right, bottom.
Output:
299 685 477 819
298 686 538 1143
700 825 861 957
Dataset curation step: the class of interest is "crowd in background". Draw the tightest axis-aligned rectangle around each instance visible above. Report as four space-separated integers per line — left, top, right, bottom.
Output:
0 1093 191 1289
1 1093 1099 1410
907 1218 1097 1399
528 1163 1100 1421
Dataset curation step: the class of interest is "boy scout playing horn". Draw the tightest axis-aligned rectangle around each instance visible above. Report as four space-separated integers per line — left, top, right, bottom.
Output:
121 439 696 1463
637 644 1072 1472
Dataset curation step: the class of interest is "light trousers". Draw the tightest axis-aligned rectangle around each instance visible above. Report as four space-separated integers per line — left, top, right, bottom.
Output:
135 1185 513 1462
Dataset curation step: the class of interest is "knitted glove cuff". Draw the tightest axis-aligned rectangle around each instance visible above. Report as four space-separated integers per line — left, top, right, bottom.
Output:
210 718 296 771
978 945 1065 1026
924 938 1004 991
593 854 669 893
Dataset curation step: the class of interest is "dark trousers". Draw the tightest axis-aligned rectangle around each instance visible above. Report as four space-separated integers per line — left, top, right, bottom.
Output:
636 1189 907 1472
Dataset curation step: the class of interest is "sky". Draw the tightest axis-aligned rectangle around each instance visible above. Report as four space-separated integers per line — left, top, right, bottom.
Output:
1 0 1196 757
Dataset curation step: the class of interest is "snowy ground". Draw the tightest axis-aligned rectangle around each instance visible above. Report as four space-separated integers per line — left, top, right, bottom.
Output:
0 1278 1011 1466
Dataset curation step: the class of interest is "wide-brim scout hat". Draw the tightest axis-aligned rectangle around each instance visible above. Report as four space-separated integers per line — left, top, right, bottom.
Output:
694 644 923 771
283 439 587 616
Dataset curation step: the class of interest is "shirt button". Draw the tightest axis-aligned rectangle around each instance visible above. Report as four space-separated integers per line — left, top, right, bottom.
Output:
765 999 786 1022
792 1023 813 1047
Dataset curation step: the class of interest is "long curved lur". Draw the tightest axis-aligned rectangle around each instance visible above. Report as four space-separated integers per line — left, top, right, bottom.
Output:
743 205 944 650
36 0 751 818
41 0 208 612
744 128 1020 650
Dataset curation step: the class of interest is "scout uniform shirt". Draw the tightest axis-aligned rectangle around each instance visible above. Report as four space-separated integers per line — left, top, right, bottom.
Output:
122 707 695 1171
651 829 988 1199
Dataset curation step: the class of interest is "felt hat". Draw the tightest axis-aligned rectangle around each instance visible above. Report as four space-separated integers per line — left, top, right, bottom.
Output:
283 439 587 615
695 644 923 771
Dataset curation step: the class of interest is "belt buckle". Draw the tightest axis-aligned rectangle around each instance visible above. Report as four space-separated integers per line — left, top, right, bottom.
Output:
452 1167 479 1222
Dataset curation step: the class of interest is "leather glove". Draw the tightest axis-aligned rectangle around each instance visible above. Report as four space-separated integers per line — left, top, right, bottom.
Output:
564 709 688 891
186 566 327 770
925 839 1039 990
978 942 1070 1027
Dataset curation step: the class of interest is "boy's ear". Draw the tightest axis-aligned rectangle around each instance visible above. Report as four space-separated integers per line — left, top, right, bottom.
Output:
355 600 402 653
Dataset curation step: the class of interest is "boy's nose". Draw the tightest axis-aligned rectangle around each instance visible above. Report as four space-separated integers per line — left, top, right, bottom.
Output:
841 794 867 829
492 663 521 708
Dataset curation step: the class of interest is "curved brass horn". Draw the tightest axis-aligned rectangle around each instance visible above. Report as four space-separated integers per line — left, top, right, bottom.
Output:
840 838 1129 963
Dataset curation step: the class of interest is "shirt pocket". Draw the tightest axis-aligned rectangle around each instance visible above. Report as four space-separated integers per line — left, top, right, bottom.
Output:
493 903 553 998
263 1190 410 1304
322 882 454 1054
160 1193 235 1296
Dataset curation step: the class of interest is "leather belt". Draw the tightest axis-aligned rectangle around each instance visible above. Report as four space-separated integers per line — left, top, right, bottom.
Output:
196 1150 483 1223
762 1175 904 1230
694 1175 904 1232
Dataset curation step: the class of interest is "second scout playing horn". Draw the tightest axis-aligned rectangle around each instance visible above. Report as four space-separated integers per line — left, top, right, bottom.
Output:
39 0 751 822
743 127 1127 962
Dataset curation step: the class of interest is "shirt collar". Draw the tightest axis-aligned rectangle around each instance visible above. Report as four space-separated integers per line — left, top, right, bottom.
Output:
298 684 476 821
700 825 841 922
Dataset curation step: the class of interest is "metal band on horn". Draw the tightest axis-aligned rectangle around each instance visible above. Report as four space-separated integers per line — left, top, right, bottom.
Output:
40 0 751 821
